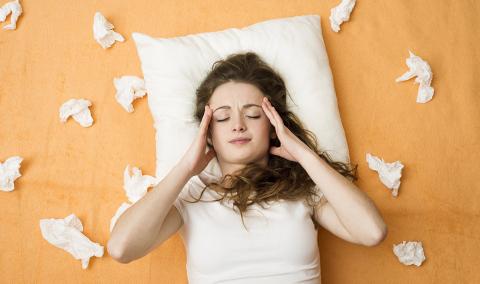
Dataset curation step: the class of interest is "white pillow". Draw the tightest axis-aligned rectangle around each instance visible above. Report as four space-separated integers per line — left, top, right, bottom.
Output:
132 14 350 181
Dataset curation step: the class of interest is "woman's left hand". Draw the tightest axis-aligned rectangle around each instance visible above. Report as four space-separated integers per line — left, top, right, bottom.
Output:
262 97 310 163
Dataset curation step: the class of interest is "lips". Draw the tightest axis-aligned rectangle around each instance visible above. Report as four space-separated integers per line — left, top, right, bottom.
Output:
229 138 251 143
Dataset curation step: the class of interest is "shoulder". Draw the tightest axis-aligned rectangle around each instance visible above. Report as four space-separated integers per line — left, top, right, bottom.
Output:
177 174 216 202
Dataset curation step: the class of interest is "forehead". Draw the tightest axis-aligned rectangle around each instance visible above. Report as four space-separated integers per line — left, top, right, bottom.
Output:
209 82 264 108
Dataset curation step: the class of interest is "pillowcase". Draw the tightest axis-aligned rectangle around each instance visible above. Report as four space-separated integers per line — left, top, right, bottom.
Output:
132 14 350 181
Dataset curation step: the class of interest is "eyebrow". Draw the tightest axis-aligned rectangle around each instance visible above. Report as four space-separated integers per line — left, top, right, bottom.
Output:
213 104 262 113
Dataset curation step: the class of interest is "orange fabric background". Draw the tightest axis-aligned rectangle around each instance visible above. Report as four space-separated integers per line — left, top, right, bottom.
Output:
1 0 479 283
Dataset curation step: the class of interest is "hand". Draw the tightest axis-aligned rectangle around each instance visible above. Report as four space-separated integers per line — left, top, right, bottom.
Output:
179 105 217 176
261 97 309 163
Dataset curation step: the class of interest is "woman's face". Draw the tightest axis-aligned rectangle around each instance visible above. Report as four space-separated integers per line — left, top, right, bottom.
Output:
207 81 272 171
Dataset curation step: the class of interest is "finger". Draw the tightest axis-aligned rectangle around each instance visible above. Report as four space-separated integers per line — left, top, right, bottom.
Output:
262 98 277 128
199 105 212 136
262 98 277 126
269 146 283 157
264 98 284 127
206 148 216 161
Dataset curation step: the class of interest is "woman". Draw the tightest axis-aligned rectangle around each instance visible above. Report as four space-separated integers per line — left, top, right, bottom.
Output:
108 52 387 283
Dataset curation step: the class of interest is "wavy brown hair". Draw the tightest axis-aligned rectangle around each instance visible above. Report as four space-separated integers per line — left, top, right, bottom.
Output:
185 52 357 231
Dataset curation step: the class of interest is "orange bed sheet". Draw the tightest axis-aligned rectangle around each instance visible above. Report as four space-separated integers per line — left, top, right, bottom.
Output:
1 0 479 283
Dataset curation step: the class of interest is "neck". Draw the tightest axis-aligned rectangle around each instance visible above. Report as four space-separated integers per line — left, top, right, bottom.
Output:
218 155 269 180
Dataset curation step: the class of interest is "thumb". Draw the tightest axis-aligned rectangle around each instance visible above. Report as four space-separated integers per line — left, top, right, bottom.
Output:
269 146 282 156
206 148 216 161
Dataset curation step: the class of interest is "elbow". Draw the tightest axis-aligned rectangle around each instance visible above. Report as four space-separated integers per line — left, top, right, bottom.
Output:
107 238 131 264
363 224 388 247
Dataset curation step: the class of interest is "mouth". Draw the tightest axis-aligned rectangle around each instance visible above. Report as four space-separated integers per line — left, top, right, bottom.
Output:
229 138 251 145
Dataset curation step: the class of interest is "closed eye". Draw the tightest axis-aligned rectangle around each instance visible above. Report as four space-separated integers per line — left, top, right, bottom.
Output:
216 115 260 122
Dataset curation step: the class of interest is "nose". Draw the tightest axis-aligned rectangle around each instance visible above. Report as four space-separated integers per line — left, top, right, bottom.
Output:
232 112 246 132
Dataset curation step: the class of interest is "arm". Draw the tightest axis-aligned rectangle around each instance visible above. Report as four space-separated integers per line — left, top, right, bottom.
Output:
107 163 192 263
300 148 388 246
108 104 216 263
261 97 387 246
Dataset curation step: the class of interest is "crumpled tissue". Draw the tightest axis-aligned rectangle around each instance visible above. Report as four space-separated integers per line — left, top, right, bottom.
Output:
396 50 435 103
39 213 104 269
329 0 356 32
114 76 147 113
0 156 22 192
59 98 94 127
366 153 404 197
393 241 426 266
0 0 22 30
93 11 124 49
109 165 160 232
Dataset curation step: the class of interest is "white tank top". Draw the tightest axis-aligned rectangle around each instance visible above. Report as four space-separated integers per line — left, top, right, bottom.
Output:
173 174 321 284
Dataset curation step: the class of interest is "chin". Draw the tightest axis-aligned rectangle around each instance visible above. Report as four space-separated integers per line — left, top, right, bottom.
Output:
231 152 269 164
227 156 253 164
220 152 252 163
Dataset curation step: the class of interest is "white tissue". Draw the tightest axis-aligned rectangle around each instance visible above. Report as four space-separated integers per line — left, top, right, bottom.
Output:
329 0 356 32
109 165 160 232
366 153 404 197
396 50 435 103
123 165 160 203
0 0 22 30
113 76 147 113
39 213 104 269
0 156 22 192
393 241 426 266
93 11 124 49
59 98 94 127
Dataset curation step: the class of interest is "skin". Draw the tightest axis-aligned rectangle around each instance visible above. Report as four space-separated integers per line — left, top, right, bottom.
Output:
108 80 386 265
205 81 388 245
207 81 275 178
261 90 388 246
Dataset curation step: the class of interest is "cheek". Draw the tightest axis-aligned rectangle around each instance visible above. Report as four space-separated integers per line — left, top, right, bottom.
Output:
209 124 225 143
261 116 272 131
209 119 270 140
255 119 272 140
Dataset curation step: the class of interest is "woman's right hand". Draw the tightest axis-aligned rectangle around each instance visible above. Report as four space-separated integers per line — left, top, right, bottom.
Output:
179 105 217 177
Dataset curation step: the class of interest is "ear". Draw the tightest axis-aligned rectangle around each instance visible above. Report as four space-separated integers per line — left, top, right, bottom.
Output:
270 129 277 139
